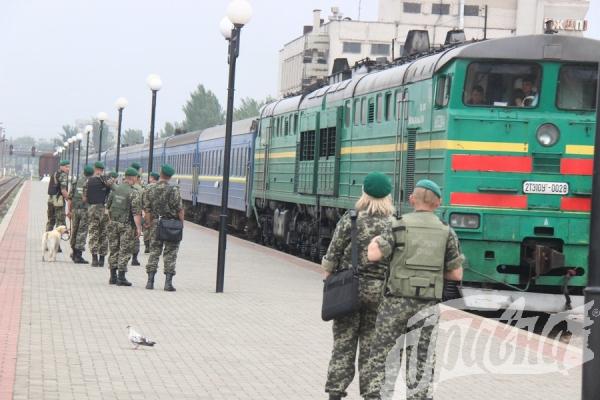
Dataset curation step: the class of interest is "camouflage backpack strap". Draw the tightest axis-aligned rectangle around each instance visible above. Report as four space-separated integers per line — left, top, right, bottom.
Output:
349 209 358 273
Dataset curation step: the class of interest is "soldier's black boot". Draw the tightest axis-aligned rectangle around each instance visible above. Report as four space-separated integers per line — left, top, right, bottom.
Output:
109 268 117 284
328 395 342 400
116 271 132 286
99 255 105 267
164 273 176 292
70 248 75 261
73 250 89 264
144 240 150 253
91 254 99 267
145 272 156 290
131 252 140 266
78 250 89 264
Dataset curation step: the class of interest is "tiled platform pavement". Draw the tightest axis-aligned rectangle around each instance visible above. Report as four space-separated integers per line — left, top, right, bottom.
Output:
0 181 586 399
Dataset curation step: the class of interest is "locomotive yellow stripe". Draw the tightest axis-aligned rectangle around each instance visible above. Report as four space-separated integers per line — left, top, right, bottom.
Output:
255 151 296 159
173 174 246 183
565 145 594 155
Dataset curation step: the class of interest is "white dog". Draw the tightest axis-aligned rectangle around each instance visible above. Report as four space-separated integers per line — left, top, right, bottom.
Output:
42 225 68 262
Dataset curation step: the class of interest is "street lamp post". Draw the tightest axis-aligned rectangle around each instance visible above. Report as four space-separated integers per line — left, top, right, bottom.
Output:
68 137 76 182
215 0 252 293
115 97 128 173
84 125 92 165
75 133 83 177
146 74 162 182
582 69 600 400
97 112 107 161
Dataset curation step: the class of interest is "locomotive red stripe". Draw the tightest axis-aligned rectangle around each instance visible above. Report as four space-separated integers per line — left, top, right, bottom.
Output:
561 197 591 212
451 154 532 173
560 158 593 175
450 193 528 209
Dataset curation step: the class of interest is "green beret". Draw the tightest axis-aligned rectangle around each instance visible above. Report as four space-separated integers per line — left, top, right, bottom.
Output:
83 165 94 176
130 162 141 171
125 167 138 177
150 172 160 180
59 159 70 166
415 179 442 198
109 171 118 178
363 172 392 199
161 164 175 177
94 161 105 169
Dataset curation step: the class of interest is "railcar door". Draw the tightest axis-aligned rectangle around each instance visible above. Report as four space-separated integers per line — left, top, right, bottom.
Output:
192 151 199 206
316 107 342 196
295 111 319 194
255 118 272 196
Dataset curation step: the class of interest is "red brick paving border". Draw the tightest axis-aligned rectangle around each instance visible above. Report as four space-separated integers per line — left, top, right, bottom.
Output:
0 182 30 400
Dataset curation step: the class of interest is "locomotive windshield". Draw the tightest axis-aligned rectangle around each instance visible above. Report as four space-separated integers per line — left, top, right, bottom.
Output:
463 62 541 108
556 64 598 111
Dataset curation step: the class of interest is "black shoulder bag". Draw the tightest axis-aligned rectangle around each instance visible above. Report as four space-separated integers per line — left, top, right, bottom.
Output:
156 186 183 242
321 210 360 321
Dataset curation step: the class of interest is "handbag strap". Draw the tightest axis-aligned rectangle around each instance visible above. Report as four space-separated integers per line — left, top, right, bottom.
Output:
349 209 358 273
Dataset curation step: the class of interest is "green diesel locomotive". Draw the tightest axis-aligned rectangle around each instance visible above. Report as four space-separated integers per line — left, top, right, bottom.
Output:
251 33 599 313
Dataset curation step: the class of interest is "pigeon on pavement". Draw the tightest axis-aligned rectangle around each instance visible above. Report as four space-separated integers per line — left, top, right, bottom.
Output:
127 326 156 349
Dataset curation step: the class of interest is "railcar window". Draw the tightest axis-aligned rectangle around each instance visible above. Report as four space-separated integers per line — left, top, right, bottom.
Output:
300 131 316 161
557 65 597 111
361 98 367 125
464 62 541 108
385 92 393 120
345 101 351 127
319 127 336 158
284 117 289 136
435 75 451 107
293 114 299 134
368 98 375 123
354 99 360 125
376 95 383 122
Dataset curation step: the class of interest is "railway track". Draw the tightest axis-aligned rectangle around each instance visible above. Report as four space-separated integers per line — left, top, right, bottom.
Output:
0 177 22 206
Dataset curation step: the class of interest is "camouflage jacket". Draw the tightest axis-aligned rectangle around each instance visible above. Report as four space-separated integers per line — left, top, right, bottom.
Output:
106 183 142 225
68 175 89 209
48 170 68 202
143 181 182 220
321 211 394 280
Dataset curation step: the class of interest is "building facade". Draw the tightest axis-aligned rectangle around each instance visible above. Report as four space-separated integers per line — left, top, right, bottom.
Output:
278 0 590 97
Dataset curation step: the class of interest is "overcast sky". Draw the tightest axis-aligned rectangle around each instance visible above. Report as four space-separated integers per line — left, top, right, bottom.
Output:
0 0 598 141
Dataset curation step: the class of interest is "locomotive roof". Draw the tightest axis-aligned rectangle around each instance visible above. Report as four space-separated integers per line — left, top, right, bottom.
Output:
199 117 256 141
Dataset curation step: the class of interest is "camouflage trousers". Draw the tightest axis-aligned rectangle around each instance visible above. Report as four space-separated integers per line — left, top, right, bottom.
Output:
69 207 89 251
108 221 136 272
146 223 180 275
142 220 155 250
46 202 66 232
325 277 384 398
87 205 109 256
132 235 140 254
363 296 439 400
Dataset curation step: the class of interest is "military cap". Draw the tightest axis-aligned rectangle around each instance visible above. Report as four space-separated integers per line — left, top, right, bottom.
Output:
363 171 392 199
161 164 175 177
150 172 160 180
416 179 442 198
125 167 138 177
130 162 141 171
94 161 105 169
109 171 118 178
59 159 70 166
83 165 94 176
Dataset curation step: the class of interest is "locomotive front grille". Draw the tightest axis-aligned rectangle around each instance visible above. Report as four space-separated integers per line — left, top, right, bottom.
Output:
532 153 561 173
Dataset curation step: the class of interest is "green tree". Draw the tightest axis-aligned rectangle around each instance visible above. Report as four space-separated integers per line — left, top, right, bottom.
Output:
182 84 224 131
59 124 78 143
122 128 144 146
159 122 177 138
233 95 277 121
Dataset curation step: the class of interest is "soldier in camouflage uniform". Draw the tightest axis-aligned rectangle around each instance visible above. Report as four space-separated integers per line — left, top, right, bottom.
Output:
67 164 94 264
129 162 143 266
143 172 160 253
106 167 143 286
363 180 464 400
46 160 70 232
143 164 184 292
83 161 113 267
322 172 395 400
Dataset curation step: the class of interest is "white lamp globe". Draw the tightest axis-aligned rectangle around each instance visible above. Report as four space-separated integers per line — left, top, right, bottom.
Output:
97 112 108 122
63 141 69 147
84 125 93 134
147 74 162 91
226 0 253 25
116 97 128 110
220 17 234 39
68 137 74 144
76 133 83 141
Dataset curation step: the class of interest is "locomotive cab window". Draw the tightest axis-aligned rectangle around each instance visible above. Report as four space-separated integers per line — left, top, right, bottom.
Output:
464 62 541 108
557 64 598 111
435 75 451 108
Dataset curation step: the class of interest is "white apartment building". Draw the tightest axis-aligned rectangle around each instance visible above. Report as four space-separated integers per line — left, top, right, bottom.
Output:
278 0 590 97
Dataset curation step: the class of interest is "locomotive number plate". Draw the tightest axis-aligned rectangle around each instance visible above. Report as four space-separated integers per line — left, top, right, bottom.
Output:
523 181 569 195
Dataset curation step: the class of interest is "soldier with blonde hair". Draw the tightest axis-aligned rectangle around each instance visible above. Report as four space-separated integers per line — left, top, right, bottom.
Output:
322 171 396 400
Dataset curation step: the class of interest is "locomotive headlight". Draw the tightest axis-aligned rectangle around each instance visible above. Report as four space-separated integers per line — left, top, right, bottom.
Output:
536 123 560 147
449 213 480 229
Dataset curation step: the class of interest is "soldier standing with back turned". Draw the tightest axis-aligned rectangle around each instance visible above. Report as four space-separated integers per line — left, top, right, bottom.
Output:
129 161 143 266
106 167 143 286
143 164 184 291
142 171 160 253
83 161 112 267
46 159 70 232
67 164 94 264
